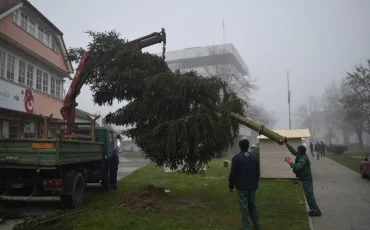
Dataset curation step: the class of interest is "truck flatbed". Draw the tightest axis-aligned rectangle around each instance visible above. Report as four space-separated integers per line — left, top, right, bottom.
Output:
0 138 104 169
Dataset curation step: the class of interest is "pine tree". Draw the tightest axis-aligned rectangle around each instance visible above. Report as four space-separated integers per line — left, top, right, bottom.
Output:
68 31 245 174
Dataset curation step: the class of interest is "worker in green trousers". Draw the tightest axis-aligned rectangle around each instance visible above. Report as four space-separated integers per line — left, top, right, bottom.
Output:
284 138 322 216
229 139 260 230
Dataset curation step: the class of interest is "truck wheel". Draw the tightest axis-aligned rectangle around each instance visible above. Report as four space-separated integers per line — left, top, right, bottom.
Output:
101 166 110 190
0 200 20 209
61 171 86 208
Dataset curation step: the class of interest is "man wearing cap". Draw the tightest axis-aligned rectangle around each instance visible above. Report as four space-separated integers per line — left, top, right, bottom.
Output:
284 138 321 217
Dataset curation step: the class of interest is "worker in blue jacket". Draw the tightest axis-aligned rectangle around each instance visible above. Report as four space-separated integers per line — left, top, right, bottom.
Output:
229 139 260 230
109 148 119 191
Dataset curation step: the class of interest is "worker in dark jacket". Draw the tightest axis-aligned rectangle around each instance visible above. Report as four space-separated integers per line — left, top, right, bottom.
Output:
309 142 314 157
315 142 320 160
108 148 119 191
229 139 260 230
320 141 326 157
285 138 321 216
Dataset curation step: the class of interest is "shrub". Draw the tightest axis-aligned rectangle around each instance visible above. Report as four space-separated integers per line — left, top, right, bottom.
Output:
328 144 348 155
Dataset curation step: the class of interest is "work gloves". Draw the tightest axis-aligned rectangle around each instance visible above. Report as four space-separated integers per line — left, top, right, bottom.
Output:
284 156 292 164
285 157 294 168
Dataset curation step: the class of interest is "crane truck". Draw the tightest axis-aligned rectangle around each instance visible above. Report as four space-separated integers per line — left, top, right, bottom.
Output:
0 29 167 208
0 28 285 208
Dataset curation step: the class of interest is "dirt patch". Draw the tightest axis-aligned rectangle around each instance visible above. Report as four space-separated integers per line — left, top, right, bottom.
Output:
120 184 201 211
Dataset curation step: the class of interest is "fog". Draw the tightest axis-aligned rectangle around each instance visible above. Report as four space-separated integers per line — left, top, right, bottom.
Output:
31 0 370 130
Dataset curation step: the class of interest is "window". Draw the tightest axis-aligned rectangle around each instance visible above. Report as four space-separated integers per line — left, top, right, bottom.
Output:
13 11 18 23
26 64 34 88
29 19 35 36
36 69 42 90
16 13 55 51
0 50 5 78
51 37 57 52
6 54 15 81
44 31 49 46
42 72 48 93
20 13 28 31
38 26 44 42
56 78 61 98
18 60 26 85
50 76 55 96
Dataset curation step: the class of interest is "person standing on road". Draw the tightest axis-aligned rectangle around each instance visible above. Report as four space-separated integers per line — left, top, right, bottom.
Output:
320 141 326 157
229 139 260 230
108 148 119 191
315 142 320 160
310 142 314 157
284 138 322 216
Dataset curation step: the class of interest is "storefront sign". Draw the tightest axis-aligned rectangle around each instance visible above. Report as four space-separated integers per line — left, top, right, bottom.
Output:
0 80 63 119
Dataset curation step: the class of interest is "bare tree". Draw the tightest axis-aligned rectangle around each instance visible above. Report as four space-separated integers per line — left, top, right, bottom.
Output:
339 62 370 147
295 96 322 141
322 81 344 144
246 103 278 129
341 61 370 134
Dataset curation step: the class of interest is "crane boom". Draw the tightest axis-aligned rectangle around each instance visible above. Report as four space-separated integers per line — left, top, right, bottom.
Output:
61 28 166 135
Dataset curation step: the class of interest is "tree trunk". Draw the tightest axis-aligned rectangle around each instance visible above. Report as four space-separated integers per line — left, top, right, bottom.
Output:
355 126 364 148
343 128 349 145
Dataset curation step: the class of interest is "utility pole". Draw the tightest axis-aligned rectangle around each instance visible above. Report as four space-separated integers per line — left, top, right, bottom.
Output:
287 71 292 129
222 18 225 44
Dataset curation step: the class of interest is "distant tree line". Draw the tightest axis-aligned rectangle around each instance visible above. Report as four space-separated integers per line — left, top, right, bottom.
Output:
296 60 370 148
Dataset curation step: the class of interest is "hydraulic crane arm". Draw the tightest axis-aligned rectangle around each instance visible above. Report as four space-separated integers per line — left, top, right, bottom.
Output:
61 28 166 135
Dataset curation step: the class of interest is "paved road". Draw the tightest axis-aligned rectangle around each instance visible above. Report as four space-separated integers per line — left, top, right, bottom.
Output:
310 155 370 230
118 156 150 180
0 155 149 230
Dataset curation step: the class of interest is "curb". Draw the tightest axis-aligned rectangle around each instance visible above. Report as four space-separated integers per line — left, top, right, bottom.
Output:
303 191 314 230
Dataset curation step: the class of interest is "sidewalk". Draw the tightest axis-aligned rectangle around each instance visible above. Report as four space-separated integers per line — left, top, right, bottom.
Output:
117 155 149 180
310 155 370 230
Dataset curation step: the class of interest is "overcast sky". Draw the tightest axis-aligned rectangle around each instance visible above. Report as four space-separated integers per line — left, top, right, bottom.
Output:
31 0 370 129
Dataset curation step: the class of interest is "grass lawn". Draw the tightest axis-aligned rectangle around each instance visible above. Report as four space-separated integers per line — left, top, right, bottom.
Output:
41 159 309 230
328 155 362 173
123 151 145 158
343 147 370 157
327 147 369 173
